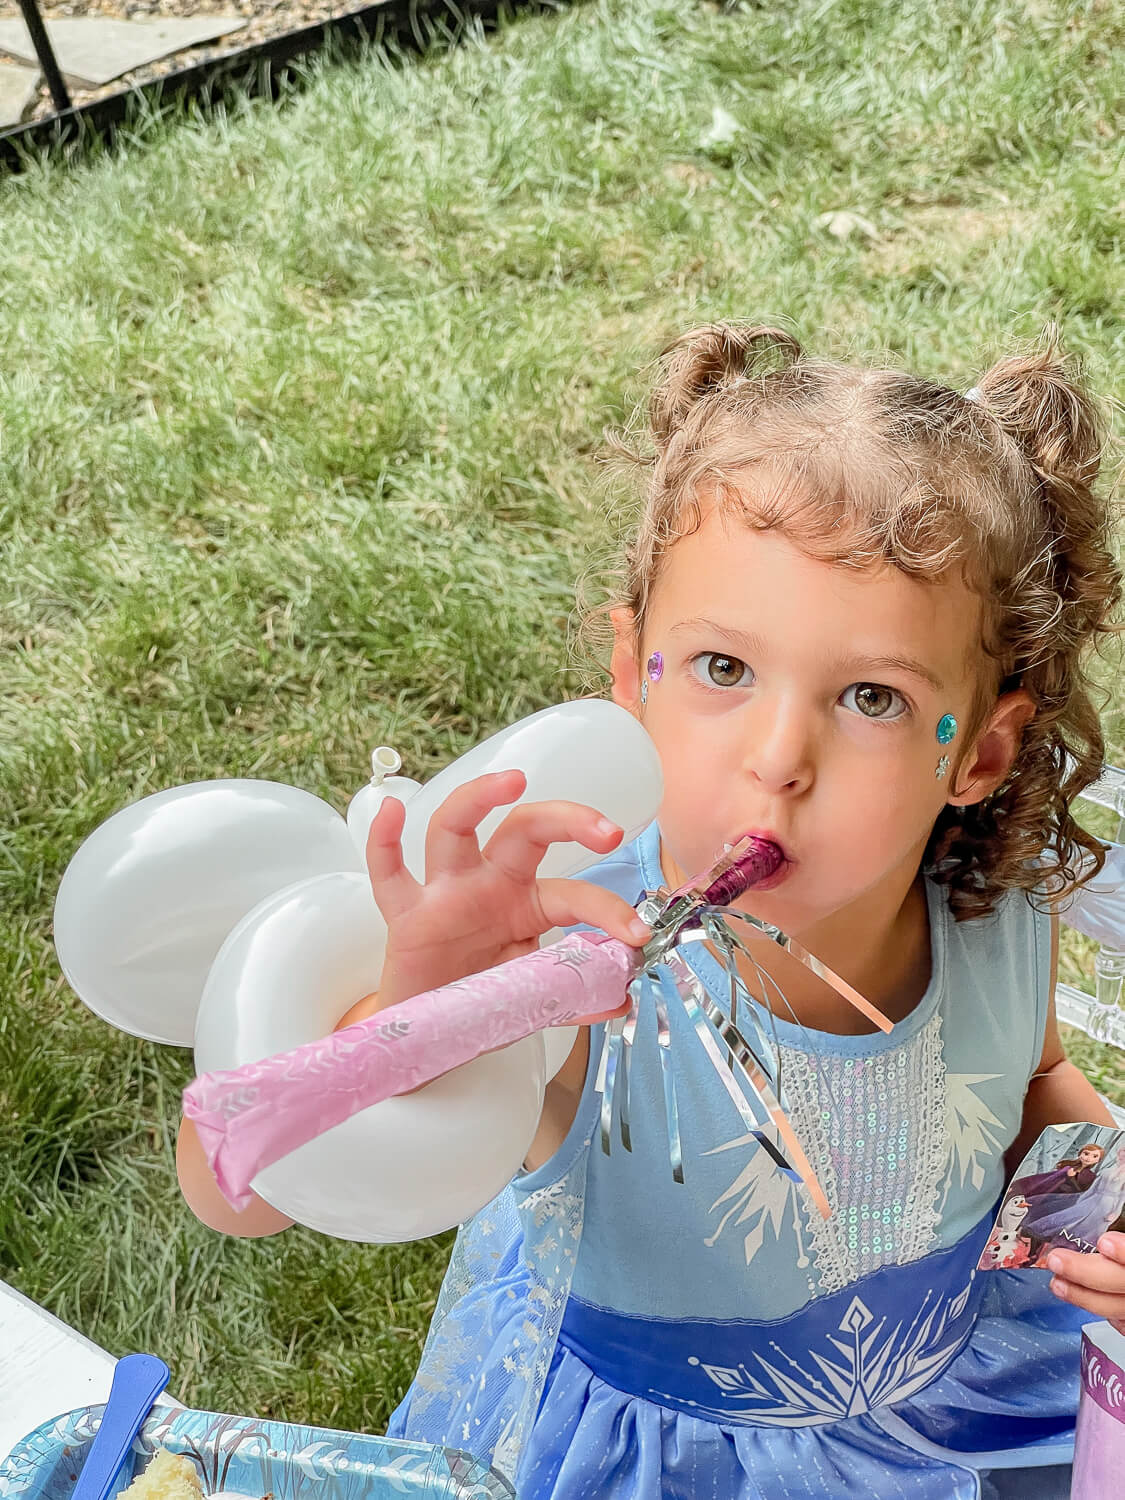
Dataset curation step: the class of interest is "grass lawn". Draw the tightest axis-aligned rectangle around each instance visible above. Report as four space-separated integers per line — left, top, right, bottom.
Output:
1 0 1122 1433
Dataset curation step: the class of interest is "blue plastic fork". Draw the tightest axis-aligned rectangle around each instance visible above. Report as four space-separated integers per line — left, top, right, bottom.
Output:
72 1353 171 1500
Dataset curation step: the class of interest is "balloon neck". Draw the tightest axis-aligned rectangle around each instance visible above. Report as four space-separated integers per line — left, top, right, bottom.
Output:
369 746 403 787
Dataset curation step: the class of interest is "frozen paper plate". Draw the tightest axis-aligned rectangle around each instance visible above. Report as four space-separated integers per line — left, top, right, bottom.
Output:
0 1402 514 1500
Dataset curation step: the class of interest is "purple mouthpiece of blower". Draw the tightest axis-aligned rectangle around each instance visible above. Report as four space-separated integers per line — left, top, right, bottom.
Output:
700 837 784 907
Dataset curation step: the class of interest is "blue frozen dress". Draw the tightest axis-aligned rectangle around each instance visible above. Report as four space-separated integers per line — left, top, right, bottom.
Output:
390 825 1087 1497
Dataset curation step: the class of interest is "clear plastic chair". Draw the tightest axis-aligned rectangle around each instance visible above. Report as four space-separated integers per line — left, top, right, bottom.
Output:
1056 763 1125 1127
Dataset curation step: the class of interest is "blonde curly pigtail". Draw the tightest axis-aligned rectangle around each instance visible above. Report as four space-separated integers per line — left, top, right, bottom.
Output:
931 337 1121 915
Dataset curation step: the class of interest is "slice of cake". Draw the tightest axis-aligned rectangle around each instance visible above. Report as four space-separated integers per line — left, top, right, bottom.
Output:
119 1449 204 1499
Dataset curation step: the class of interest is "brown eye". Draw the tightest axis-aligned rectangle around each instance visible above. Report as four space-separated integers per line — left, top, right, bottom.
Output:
842 682 906 719
701 653 747 688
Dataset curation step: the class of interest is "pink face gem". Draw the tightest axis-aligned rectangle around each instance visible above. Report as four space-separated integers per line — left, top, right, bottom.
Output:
645 651 664 682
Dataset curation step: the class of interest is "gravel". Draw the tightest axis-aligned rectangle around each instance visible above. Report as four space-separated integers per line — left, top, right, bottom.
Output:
0 0 372 124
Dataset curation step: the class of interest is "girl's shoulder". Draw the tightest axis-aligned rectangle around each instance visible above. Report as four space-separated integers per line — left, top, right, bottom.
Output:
929 871 1052 1081
930 870 1050 962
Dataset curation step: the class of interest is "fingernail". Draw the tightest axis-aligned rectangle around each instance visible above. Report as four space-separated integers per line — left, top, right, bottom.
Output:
1099 1236 1122 1261
1046 1253 1064 1273
630 918 651 942
596 818 621 838
1050 1277 1068 1299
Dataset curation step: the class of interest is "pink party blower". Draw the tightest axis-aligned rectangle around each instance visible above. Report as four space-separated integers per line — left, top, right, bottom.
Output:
184 836 783 1210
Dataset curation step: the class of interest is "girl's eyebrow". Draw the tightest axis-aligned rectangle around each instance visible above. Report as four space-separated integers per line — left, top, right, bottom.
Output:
668 616 945 692
827 651 945 693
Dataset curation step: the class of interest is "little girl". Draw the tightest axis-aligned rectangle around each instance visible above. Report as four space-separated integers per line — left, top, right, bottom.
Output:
179 324 1124 1498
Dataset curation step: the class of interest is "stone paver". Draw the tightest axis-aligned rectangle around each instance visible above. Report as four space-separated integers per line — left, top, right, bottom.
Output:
0 59 38 128
0 16 246 89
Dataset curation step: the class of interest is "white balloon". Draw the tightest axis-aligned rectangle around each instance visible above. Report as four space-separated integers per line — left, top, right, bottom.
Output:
345 745 423 858
398 700 662 881
254 1042 545 1242
195 870 546 1241
193 871 375 1071
543 1025 578 1080
57 700 664 1240
346 775 423 860
54 781 362 1046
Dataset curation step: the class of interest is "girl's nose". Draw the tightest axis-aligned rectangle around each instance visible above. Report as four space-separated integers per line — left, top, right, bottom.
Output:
742 700 815 796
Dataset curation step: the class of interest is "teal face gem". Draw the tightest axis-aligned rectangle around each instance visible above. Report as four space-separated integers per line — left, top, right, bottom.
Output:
936 714 958 745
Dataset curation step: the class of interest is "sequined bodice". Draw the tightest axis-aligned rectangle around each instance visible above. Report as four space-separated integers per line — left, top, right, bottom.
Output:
559 823 1050 1323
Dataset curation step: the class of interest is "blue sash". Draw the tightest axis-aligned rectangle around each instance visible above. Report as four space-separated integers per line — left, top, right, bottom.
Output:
560 1214 993 1426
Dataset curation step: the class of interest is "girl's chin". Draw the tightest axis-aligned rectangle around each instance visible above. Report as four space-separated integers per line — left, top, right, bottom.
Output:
729 888 801 928
729 884 839 939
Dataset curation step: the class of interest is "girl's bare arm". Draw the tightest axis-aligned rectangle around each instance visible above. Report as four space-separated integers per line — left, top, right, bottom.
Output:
176 1115 294 1236
1005 916 1114 1178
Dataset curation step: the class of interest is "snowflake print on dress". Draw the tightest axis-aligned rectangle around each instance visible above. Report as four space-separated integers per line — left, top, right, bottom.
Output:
523 1178 580 1227
677 1283 975 1425
704 1129 811 1277
942 1070 1006 1196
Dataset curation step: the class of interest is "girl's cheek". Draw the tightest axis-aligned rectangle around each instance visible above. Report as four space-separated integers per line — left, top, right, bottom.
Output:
841 728 940 794
835 711 916 749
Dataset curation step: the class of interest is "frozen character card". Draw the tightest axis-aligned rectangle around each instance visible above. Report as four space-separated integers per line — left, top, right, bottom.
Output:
978 1122 1125 1272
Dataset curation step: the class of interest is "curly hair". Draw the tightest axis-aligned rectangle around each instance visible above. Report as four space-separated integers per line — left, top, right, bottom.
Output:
581 322 1121 920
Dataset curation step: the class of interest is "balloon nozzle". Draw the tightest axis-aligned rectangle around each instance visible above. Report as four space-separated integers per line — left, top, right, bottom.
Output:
369 746 402 786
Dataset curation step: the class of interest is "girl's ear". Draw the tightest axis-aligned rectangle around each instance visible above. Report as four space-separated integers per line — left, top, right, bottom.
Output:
947 688 1037 806
609 607 642 714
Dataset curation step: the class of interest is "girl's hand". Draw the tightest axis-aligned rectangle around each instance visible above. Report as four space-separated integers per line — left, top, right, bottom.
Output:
362 768 651 1017
1047 1233 1125 1333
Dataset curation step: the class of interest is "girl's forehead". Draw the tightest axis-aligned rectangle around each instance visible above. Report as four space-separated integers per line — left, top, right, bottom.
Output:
648 507 983 685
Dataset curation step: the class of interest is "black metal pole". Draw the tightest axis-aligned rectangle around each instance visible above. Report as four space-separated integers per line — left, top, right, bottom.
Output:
15 0 70 114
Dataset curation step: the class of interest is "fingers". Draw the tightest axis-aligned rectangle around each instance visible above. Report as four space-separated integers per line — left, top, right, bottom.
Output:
1047 1240 1125 1292
1047 1239 1125 1321
365 797 421 920
1049 1275 1125 1321
539 879 650 948
424 770 527 879
537 880 649 1022
482 798 626 885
